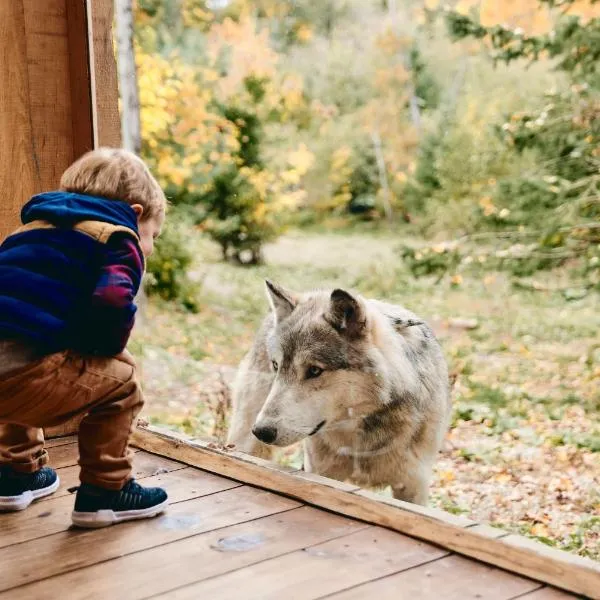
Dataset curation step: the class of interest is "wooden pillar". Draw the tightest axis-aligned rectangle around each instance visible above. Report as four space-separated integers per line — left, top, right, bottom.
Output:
0 0 120 243
0 0 121 437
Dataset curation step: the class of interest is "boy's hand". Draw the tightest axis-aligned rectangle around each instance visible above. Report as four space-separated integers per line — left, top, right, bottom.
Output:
115 349 136 367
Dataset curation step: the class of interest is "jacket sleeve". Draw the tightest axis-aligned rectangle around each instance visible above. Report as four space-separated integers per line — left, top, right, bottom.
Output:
82 234 144 356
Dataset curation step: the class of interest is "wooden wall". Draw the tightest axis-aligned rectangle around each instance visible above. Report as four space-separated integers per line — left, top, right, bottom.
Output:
0 0 121 438
0 0 120 243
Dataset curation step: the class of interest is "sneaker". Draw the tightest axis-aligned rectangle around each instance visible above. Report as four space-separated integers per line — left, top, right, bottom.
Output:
0 466 60 511
71 478 168 528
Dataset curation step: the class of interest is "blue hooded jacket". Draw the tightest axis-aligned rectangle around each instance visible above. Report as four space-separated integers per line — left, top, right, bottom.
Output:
0 191 142 356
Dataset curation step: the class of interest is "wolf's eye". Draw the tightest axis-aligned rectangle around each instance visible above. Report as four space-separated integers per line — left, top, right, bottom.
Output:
272 360 279 372
307 366 323 379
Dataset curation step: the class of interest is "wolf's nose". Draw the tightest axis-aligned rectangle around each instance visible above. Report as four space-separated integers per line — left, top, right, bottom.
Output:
252 425 277 444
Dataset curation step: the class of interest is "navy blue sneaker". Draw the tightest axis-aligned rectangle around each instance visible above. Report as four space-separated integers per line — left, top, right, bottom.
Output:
0 466 60 511
71 478 168 528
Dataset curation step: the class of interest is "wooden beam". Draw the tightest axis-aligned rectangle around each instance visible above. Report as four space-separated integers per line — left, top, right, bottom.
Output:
131 424 600 600
87 0 121 147
66 0 94 158
0 0 42 242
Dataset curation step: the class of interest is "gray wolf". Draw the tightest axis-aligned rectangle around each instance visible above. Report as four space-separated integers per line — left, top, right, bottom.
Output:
227 280 452 505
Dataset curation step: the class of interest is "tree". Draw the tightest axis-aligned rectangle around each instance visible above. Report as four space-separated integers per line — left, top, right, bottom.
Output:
443 0 600 289
116 0 142 154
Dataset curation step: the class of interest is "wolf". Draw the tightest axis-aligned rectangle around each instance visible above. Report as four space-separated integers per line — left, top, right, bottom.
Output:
226 280 452 505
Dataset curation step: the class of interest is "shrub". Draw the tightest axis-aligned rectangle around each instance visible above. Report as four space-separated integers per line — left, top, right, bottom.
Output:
145 215 200 312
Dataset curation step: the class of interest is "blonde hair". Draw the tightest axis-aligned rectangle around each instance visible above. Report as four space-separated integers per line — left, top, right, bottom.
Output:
60 147 166 220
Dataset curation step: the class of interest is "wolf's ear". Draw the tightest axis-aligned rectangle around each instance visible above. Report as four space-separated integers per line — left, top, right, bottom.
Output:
326 289 366 338
265 280 298 323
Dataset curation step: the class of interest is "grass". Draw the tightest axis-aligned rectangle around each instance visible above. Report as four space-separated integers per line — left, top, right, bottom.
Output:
132 226 600 560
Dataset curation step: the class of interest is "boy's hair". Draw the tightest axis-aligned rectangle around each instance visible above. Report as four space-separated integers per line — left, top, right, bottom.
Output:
60 148 167 220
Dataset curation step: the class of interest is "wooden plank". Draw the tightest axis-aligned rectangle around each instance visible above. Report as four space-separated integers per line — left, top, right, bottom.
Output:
45 435 78 448
325 554 541 600
516 588 578 599
49 442 79 469
0 485 299 593
467 523 510 540
4 451 190 517
39 450 188 503
132 426 600 599
0 468 240 549
160 526 449 600
0 0 40 242
65 0 94 158
22 0 74 192
8 506 366 600
87 0 121 147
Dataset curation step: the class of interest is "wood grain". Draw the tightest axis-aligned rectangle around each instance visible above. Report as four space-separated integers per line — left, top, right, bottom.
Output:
0 485 299 594
38 450 186 504
87 0 121 147
65 0 94 158
516 588 578 599
0 467 239 549
132 425 600 599
22 0 74 190
162 526 449 600
326 554 540 600
0 0 40 242
7 507 366 600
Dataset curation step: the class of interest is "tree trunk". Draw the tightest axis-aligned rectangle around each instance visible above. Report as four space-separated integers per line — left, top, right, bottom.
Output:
371 130 394 222
387 0 422 132
115 0 141 154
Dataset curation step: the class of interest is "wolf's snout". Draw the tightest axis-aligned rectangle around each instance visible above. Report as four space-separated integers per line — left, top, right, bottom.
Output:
252 425 277 444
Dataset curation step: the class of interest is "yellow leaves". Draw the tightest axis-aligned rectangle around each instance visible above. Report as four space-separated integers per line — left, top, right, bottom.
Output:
565 0 600 23
376 29 410 56
424 0 440 10
479 196 497 216
480 0 552 35
207 16 278 100
279 73 306 117
438 469 456 484
287 143 315 176
454 0 481 16
295 23 313 43
493 471 512 484
530 523 550 538
375 65 409 91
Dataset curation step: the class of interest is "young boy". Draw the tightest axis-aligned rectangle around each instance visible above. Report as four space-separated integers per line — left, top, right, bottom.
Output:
0 148 168 528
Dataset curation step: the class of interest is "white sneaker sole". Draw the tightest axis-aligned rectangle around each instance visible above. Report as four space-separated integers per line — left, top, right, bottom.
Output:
0 475 60 512
71 499 168 528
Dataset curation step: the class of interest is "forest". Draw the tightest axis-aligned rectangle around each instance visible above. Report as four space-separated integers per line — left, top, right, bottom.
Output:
125 0 600 559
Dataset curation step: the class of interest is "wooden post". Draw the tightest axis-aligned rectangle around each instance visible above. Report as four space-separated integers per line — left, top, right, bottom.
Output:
0 0 121 437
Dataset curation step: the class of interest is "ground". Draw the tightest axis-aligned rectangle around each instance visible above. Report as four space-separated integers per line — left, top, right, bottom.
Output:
131 228 600 560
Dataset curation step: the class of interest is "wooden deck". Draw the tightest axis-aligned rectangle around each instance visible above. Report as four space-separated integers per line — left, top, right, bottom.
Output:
0 434 581 600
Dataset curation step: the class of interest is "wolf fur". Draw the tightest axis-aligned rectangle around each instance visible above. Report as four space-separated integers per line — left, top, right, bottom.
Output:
226 280 451 505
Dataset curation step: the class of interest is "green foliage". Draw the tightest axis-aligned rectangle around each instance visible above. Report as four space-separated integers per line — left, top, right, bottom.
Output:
195 96 286 264
145 215 200 312
409 45 441 111
438 1 600 287
399 243 462 278
447 4 600 82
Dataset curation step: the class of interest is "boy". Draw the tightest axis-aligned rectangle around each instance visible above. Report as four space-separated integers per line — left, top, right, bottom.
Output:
0 148 168 528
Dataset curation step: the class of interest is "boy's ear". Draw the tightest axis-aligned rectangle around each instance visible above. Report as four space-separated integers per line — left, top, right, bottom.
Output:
131 204 144 219
265 280 298 324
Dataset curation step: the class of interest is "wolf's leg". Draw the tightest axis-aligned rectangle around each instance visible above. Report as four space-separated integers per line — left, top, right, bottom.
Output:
392 470 430 506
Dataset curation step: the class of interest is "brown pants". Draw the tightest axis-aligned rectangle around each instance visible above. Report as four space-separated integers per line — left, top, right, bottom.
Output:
0 352 143 490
